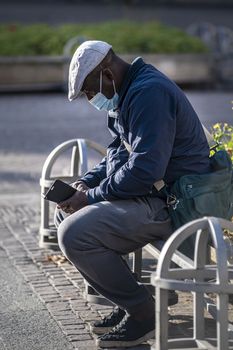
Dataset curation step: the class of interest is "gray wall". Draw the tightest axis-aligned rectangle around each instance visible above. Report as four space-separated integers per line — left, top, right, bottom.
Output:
1 0 232 5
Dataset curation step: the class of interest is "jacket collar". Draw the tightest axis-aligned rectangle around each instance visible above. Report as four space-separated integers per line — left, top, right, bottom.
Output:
118 57 145 107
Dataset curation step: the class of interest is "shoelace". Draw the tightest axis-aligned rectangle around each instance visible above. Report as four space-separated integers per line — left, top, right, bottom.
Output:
107 314 129 335
101 307 122 324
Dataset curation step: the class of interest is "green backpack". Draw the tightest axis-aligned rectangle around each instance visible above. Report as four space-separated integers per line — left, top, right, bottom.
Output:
165 149 233 231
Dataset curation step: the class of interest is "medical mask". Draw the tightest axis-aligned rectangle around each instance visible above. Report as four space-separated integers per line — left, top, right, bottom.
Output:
89 71 119 111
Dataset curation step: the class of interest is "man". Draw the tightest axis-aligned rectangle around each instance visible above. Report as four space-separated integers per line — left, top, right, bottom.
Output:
55 40 210 348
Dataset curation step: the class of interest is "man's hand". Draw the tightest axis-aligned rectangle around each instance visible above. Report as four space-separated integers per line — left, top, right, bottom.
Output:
71 180 89 191
57 184 89 214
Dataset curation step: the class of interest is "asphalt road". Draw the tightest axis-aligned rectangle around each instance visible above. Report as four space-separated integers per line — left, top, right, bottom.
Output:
1 91 232 154
0 90 232 194
0 247 72 350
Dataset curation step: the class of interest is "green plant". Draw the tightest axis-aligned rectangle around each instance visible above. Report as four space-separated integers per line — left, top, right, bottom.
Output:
211 122 233 161
211 119 233 232
0 21 208 56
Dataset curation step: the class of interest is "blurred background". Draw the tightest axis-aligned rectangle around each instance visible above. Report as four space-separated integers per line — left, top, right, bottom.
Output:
0 0 233 196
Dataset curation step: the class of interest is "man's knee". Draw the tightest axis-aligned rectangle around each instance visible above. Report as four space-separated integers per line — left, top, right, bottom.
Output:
57 210 96 259
57 217 76 259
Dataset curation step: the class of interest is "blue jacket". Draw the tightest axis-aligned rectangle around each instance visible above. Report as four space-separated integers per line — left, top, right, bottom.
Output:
81 58 210 204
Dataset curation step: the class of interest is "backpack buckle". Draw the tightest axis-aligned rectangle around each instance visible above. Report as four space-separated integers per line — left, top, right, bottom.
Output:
167 194 179 210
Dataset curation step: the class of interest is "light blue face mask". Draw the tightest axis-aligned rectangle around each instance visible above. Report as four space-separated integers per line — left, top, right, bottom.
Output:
89 70 119 111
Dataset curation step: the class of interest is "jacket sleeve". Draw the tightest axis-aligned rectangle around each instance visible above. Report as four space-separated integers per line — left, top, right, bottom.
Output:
80 123 129 188
86 86 177 204
79 156 107 188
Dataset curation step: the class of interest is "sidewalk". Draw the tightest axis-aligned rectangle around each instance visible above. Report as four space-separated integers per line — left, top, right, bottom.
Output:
0 192 230 349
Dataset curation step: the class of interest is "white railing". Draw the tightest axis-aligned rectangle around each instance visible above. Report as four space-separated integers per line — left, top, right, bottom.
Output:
39 138 106 249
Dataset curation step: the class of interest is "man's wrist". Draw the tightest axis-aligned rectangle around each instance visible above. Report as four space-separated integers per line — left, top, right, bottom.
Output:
86 187 105 204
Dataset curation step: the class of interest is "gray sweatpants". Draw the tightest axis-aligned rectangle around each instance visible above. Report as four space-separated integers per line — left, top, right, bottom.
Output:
55 196 173 315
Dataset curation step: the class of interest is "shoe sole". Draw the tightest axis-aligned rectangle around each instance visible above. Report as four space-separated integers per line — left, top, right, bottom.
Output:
96 329 155 348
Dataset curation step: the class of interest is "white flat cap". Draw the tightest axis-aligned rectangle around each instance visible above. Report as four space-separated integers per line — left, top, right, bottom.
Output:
68 40 112 101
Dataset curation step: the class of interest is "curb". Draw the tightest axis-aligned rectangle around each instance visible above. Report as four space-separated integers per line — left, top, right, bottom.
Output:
0 53 214 92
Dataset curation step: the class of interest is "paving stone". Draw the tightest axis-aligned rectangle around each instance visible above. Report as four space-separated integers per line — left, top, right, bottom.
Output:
48 274 68 280
53 283 75 290
70 305 89 312
39 296 61 303
24 276 48 283
46 271 65 278
13 259 33 265
67 334 92 342
37 291 60 297
49 279 71 290
57 287 79 293
37 261 57 267
58 320 85 326
90 304 112 311
78 311 101 322
74 346 97 350
52 314 78 321
61 324 85 330
32 286 56 292
58 317 84 325
45 271 65 277
69 297 86 303
71 281 85 289
68 276 84 282
60 264 75 270
29 280 51 287
70 300 88 307
71 340 96 347
65 270 80 276
22 272 45 277
48 274 69 279
63 328 90 336
49 279 72 286
18 268 40 273
70 300 88 311
59 295 80 301
34 257 56 264
46 301 71 311
41 266 62 270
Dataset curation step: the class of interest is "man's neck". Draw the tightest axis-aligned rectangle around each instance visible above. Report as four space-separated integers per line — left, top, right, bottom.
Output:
114 59 131 93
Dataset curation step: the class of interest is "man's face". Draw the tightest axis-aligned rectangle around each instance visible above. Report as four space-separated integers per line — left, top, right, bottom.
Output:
81 67 115 101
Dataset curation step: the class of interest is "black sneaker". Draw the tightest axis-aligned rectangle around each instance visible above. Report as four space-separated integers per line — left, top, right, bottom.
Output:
90 307 126 335
96 313 155 348
91 291 177 335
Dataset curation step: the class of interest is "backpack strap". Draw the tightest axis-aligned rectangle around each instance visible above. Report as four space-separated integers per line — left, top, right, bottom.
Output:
122 123 215 191
123 140 165 191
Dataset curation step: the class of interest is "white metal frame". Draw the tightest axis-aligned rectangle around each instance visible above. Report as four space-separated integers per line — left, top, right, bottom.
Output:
39 138 106 249
151 217 233 350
